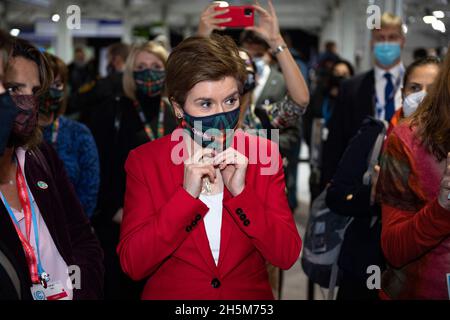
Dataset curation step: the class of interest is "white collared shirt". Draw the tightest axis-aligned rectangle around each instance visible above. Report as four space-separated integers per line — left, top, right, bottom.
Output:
199 192 224 266
374 62 405 120
1 148 73 299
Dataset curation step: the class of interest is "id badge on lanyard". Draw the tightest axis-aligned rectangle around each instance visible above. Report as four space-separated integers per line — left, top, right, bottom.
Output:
30 281 69 300
0 157 67 299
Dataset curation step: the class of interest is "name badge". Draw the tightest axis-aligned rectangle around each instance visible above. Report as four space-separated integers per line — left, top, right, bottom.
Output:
30 281 69 300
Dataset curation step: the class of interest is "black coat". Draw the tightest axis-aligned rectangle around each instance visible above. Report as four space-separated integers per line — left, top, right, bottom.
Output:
325 117 386 282
89 95 177 224
0 143 104 300
77 73 125 125
321 70 375 189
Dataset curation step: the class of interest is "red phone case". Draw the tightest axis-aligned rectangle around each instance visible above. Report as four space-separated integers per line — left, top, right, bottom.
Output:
215 6 254 28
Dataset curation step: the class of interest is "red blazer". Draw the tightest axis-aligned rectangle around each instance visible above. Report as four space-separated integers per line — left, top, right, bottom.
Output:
117 129 302 300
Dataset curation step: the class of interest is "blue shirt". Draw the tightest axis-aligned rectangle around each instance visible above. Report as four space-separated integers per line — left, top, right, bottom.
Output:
43 116 100 218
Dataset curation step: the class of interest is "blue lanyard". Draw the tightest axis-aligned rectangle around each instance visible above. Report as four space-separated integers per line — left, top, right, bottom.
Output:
321 96 332 125
0 180 46 280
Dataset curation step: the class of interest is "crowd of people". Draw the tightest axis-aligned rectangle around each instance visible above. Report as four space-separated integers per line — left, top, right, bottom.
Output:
0 0 449 301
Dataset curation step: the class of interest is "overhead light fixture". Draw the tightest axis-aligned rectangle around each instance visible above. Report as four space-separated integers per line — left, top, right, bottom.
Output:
432 19 446 33
433 11 445 19
10 28 20 37
51 14 60 22
423 15 436 24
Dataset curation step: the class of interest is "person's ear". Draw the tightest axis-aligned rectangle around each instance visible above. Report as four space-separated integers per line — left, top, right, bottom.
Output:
171 99 184 119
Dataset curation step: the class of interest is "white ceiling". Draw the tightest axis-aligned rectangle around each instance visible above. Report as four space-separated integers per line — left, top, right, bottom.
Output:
1 0 449 36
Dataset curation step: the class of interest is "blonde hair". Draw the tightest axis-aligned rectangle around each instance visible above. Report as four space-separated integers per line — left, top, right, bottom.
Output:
380 12 404 34
122 41 169 101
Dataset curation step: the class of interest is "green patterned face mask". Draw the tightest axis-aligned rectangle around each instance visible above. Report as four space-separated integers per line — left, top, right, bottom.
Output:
134 68 166 97
39 88 64 116
182 107 240 150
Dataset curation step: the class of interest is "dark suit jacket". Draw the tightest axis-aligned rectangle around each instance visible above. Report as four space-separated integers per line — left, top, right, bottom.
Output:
0 142 104 300
89 95 177 225
255 67 286 108
325 117 386 280
321 70 375 189
254 67 302 159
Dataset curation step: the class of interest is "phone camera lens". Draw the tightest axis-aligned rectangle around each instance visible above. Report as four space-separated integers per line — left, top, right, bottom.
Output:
244 8 252 16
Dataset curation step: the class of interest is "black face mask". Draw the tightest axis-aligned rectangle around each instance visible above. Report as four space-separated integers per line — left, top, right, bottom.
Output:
0 91 19 155
106 63 116 76
329 75 346 90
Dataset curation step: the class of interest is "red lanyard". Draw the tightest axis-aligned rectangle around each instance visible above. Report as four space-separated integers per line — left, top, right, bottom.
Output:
0 162 42 285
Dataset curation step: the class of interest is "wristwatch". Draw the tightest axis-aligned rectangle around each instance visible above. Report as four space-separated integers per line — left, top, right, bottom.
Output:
272 44 287 55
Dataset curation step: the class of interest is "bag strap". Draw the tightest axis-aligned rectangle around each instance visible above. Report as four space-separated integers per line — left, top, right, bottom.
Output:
0 249 21 299
327 216 354 300
362 120 388 186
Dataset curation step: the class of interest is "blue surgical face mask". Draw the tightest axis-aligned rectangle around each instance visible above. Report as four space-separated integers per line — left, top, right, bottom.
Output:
374 42 401 67
403 90 426 117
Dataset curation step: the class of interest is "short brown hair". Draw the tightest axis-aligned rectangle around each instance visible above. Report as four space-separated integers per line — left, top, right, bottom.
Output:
166 34 247 107
108 42 130 62
239 30 270 50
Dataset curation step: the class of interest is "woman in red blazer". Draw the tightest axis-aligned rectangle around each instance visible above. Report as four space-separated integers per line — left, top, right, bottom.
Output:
117 2 303 300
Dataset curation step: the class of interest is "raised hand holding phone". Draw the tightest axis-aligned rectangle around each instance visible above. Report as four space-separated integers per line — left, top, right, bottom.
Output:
197 3 231 37
214 5 255 29
245 0 283 49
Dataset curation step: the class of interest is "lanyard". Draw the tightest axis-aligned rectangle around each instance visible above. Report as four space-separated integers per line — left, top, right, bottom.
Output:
0 159 49 287
133 99 165 141
321 96 332 125
51 117 60 145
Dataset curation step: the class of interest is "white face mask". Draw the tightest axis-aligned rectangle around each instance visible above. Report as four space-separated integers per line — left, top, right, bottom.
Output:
403 91 426 117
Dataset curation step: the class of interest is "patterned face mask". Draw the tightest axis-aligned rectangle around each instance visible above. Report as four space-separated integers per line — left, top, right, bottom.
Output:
134 68 166 97
39 88 64 116
11 94 39 138
182 107 240 150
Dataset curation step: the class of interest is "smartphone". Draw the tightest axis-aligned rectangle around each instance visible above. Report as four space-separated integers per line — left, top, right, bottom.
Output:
214 5 254 29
